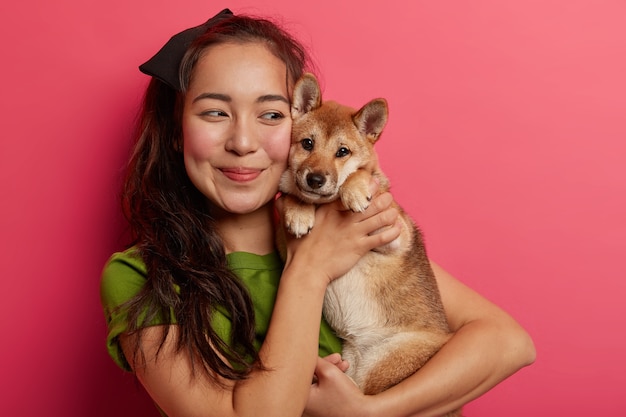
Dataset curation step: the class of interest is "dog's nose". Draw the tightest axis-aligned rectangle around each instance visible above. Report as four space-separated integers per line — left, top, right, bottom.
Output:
306 173 326 189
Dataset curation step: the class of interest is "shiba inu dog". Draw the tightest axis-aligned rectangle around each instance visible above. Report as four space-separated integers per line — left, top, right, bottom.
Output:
278 73 461 416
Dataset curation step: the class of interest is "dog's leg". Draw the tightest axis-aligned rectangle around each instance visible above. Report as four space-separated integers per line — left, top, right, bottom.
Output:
340 170 373 212
359 331 451 395
282 194 317 238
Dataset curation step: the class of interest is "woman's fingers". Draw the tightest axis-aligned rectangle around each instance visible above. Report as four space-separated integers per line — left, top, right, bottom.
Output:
321 353 350 372
354 192 402 247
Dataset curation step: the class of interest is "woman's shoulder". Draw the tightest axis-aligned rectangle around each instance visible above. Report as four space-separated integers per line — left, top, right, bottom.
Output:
100 247 146 309
103 246 145 270
99 247 149 372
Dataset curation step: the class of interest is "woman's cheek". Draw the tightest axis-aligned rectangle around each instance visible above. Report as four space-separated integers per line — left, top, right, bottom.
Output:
183 122 221 159
267 124 292 163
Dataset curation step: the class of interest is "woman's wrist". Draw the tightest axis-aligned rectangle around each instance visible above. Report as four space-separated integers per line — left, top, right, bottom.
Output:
280 256 330 294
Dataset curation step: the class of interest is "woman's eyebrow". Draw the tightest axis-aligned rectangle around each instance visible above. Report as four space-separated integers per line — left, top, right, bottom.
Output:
192 92 231 103
257 94 289 104
192 93 288 104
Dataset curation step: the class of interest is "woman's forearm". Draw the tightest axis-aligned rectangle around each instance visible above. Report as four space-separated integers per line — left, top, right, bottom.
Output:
240 264 328 417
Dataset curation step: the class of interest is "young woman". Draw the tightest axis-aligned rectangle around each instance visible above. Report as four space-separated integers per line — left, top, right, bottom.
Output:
100 9 535 417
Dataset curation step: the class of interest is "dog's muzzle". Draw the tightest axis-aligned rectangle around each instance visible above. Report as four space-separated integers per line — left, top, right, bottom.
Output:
306 173 326 189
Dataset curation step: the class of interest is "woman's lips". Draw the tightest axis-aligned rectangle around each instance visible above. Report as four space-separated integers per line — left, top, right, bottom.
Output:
220 168 262 182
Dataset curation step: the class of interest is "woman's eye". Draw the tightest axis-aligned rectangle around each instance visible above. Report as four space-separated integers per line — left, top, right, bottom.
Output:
301 138 314 151
200 110 227 118
336 146 350 157
260 112 284 121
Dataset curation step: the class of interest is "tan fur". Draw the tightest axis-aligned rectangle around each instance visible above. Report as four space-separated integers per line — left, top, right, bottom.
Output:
278 74 461 416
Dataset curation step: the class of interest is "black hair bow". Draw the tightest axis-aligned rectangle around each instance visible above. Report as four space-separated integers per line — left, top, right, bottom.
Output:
139 8 234 91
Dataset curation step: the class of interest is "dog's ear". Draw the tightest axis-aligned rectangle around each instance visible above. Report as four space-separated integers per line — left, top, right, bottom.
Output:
353 99 388 143
291 73 322 119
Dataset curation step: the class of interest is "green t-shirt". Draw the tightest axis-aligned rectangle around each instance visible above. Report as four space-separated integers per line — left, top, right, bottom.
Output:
100 248 342 371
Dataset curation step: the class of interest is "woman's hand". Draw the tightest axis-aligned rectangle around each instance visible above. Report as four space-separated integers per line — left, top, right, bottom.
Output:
318 353 350 374
303 355 373 417
276 180 402 284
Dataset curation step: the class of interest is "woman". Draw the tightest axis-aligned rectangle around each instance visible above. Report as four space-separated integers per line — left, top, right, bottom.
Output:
101 8 535 417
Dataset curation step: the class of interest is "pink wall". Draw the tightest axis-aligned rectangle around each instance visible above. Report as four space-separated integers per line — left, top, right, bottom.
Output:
1 1 624 415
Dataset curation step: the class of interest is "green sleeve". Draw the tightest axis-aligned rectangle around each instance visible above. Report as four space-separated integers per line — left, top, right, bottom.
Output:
100 249 187 370
100 249 152 371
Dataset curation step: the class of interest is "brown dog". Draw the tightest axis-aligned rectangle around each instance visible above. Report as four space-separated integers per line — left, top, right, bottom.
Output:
278 73 461 416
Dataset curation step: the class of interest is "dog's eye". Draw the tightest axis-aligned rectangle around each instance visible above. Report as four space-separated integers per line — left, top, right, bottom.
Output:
336 147 351 158
301 138 314 151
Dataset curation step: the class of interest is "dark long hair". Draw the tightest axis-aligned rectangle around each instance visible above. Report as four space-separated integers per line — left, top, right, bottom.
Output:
120 14 311 383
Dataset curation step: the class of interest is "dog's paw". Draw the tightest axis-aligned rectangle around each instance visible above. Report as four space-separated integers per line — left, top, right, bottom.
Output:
286 220 313 238
340 187 371 213
284 206 316 238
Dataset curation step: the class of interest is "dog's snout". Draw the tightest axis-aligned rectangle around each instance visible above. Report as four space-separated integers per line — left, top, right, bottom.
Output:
306 173 326 189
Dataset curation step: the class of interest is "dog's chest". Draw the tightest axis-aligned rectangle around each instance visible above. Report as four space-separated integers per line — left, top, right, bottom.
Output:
322 253 385 338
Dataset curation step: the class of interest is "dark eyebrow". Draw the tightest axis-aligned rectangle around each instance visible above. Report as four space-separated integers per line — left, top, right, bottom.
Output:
192 92 231 103
257 94 289 104
192 93 289 105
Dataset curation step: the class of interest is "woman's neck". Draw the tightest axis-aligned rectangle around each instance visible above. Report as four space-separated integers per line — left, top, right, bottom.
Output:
213 203 277 255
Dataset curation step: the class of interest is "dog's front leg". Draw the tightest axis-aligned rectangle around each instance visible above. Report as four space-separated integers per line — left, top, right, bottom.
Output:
282 194 317 238
340 170 372 212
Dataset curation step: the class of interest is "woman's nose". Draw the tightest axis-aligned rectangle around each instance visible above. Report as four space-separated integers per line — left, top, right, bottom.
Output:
225 118 258 155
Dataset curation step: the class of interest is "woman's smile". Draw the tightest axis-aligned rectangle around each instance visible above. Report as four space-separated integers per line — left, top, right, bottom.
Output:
220 167 264 182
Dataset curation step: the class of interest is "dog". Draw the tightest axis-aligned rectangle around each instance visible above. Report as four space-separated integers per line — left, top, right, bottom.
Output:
278 73 461 416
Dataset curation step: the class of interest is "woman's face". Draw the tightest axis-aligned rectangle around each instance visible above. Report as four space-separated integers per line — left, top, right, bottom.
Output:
182 42 292 215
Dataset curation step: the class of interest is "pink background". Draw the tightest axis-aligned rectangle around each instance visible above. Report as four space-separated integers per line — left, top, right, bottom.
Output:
1 1 624 415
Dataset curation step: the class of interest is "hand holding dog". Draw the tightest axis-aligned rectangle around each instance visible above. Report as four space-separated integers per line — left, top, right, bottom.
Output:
276 180 401 285
304 355 368 417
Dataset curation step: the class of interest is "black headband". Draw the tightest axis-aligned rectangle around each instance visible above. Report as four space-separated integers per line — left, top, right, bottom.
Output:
139 8 234 91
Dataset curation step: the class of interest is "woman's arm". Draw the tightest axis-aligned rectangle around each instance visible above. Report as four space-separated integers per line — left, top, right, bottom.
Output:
120 192 401 417
305 261 536 417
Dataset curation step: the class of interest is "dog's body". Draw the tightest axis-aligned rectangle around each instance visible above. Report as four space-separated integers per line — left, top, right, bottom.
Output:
278 74 460 416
